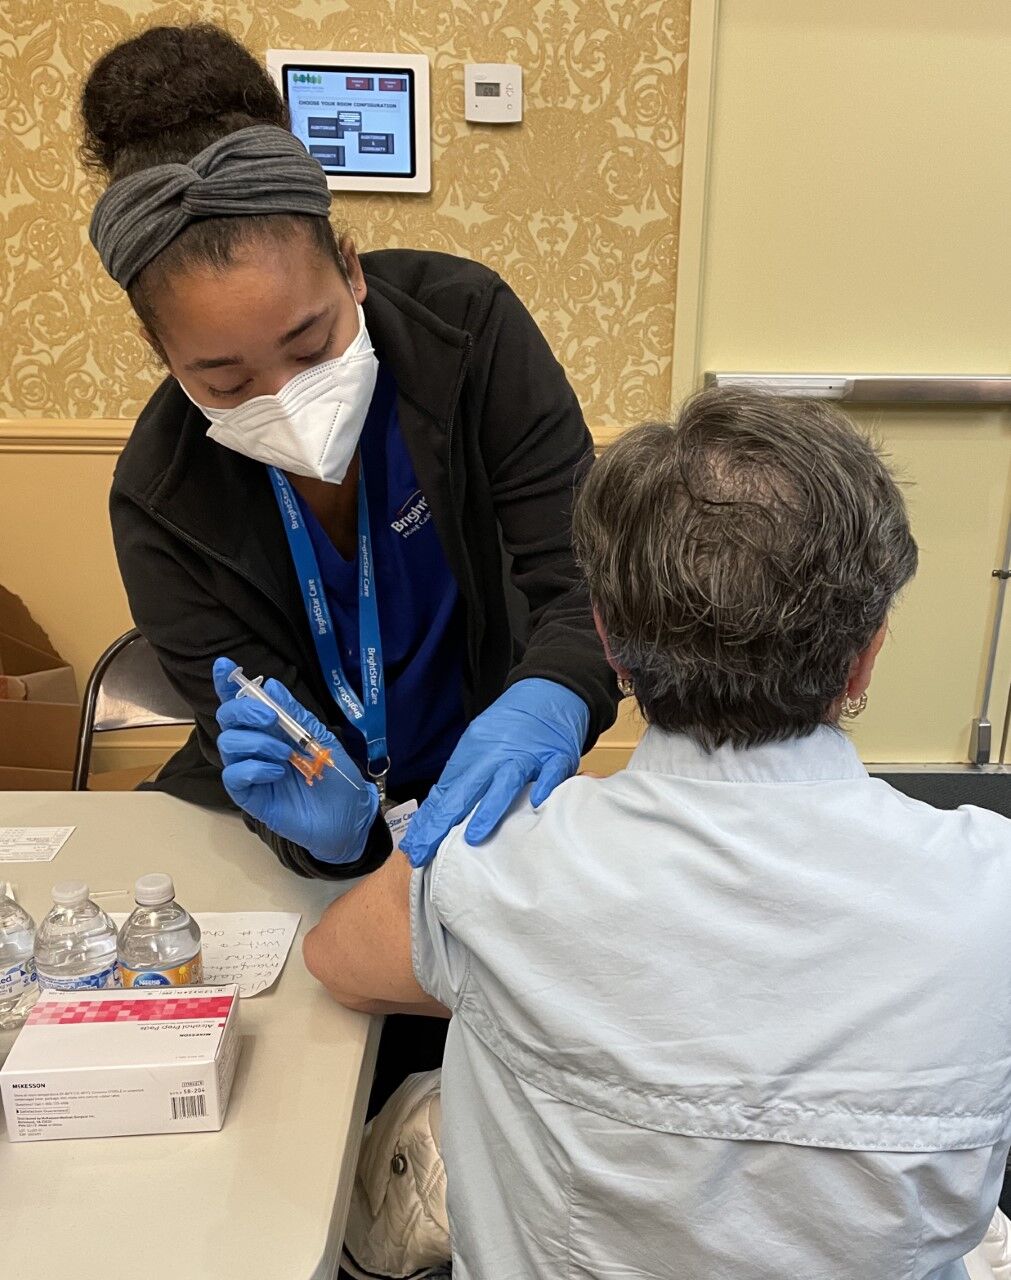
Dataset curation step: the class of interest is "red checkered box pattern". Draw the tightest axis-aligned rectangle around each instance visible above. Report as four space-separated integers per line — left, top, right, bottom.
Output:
27 994 235 1026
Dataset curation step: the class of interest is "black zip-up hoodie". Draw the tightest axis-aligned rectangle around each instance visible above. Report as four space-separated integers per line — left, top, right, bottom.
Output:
110 249 618 879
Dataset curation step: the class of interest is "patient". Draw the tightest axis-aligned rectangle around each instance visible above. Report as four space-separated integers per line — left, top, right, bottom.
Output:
255 389 1011 1276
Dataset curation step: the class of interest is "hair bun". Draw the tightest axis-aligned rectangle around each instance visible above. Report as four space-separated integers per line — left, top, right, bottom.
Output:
81 23 287 178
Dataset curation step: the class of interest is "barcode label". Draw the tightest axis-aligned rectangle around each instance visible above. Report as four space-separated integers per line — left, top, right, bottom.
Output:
170 1092 207 1120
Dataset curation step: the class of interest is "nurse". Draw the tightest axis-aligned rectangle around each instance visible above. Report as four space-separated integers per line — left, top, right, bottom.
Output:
82 23 618 881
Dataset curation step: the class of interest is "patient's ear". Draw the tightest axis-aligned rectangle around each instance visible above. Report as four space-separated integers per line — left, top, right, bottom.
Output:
593 608 631 683
845 622 888 701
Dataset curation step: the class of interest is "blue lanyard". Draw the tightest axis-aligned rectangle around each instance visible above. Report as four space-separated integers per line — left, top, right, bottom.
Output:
269 464 389 794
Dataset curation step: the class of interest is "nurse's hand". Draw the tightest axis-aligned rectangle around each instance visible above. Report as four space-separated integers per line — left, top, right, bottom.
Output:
400 678 589 869
212 658 379 864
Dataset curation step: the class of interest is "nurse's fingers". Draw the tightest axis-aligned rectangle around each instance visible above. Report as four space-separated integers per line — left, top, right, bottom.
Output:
221 758 287 805
402 769 495 867
463 758 534 847
530 754 575 807
213 656 241 704
216 696 278 734
262 677 330 743
217 728 291 767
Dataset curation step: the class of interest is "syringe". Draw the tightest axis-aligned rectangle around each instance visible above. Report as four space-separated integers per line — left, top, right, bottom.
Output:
227 666 361 790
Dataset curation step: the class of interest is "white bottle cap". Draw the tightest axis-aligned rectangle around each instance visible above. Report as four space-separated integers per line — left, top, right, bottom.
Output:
134 873 175 907
51 880 90 907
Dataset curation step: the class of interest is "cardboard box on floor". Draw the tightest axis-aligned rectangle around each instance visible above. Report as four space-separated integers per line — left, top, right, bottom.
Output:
0 586 79 789
0 587 160 791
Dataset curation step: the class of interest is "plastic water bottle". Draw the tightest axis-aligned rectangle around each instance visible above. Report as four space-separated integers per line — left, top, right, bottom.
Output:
0 892 38 1029
118 874 203 988
34 881 120 992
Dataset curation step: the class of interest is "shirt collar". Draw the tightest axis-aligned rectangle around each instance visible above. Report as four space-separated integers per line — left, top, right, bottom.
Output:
627 724 867 784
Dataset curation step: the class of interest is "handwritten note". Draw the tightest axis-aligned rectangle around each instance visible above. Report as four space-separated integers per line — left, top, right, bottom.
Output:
195 912 301 997
0 826 75 862
110 911 301 998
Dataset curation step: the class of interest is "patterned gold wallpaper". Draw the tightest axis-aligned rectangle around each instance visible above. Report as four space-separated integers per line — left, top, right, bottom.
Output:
1 0 689 428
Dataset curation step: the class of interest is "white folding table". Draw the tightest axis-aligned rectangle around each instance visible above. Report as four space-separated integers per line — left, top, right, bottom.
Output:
0 791 379 1280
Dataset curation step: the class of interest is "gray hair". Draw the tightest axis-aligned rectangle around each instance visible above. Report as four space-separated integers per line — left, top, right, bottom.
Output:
572 387 918 750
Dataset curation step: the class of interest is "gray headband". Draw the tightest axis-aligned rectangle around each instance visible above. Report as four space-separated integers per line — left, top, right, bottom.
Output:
89 125 332 289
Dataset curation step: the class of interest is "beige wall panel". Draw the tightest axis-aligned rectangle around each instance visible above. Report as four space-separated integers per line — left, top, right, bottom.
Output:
0 451 129 682
694 0 1011 762
700 1 1011 375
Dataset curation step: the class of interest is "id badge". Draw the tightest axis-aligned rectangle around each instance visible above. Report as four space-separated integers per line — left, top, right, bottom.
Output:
384 798 418 848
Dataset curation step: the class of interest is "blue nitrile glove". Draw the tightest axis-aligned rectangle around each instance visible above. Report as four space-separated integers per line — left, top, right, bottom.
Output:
212 657 379 864
400 677 590 868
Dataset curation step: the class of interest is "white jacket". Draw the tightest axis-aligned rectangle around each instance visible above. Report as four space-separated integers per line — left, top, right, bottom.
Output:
342 1070 450 1279
967 1210 1011 1280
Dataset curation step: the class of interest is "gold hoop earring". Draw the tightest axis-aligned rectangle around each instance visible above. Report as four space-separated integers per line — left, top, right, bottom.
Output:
840 692 868 719
618 676 635 698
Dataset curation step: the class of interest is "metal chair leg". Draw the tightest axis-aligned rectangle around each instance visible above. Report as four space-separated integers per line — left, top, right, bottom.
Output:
71 628 142 791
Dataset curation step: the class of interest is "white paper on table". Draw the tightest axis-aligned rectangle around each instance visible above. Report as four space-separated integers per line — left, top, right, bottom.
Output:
0 826 75 862
1 881 15 901
110 911 301 998
195 912 301 997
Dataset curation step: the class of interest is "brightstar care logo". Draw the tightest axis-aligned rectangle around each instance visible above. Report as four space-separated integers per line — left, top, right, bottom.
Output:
306 578 328 637
365 645 381 706
391 490 431 538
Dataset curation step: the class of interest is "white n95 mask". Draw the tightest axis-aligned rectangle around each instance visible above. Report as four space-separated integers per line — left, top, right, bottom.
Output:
184 303 379 484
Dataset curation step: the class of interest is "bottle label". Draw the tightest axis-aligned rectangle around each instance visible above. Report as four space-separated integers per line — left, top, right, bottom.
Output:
37 962 120 992
0 958 37 999
120 953 203 988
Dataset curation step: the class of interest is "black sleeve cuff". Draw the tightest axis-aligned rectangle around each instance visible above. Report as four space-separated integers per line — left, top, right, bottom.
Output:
245 809 394 880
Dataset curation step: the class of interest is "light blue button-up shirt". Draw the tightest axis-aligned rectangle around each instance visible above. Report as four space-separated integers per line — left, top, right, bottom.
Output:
412 726 1011 1278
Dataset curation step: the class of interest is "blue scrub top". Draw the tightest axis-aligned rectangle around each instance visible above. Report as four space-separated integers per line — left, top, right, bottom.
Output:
294 366 467 790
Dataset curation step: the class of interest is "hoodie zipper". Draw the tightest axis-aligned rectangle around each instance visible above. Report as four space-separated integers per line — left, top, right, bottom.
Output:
439 333 483 687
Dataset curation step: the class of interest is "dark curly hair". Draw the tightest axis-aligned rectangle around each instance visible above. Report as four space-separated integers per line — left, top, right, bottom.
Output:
80 23 344 337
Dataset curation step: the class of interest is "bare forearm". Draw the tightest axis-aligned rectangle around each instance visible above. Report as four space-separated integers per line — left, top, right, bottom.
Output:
303 854 447 1015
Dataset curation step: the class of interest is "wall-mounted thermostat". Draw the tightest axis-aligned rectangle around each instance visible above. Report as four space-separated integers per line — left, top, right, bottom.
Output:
266 48 431 193
465 63 523 123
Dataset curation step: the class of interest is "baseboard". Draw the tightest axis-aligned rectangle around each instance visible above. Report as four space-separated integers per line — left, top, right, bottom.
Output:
0 419 133 454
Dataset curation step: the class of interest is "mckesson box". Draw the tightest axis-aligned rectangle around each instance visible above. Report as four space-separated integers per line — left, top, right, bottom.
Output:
0 985 240 1141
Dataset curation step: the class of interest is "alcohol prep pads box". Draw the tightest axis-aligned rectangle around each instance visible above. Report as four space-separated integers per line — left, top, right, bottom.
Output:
1 985 240 1141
